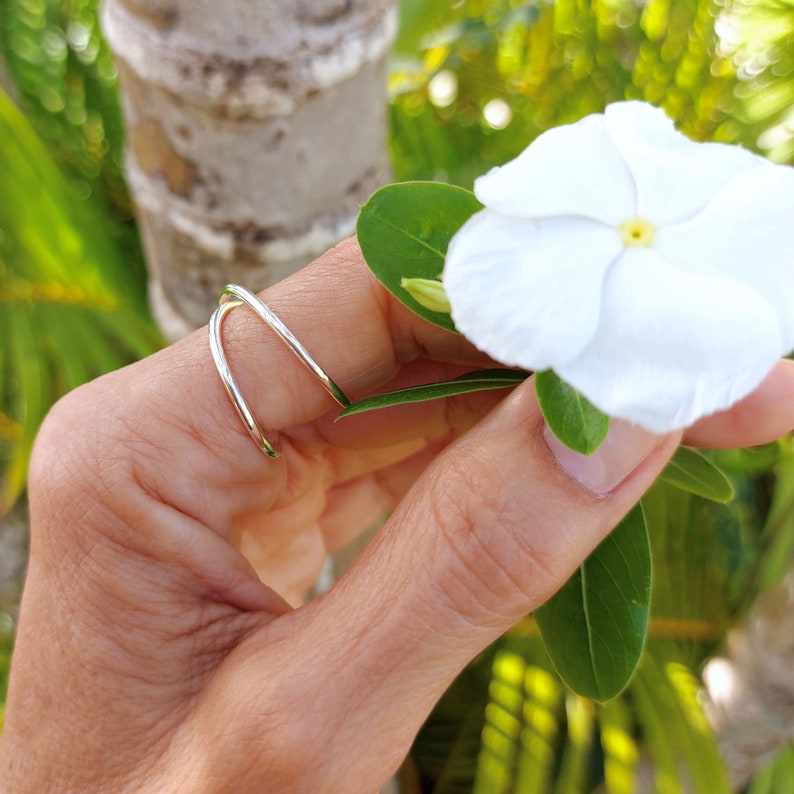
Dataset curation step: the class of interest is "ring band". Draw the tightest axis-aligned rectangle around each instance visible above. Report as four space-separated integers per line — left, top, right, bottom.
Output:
209 284 351 458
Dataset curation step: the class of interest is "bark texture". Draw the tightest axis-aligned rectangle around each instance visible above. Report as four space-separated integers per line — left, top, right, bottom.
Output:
703 572 794 786
102 0 397 338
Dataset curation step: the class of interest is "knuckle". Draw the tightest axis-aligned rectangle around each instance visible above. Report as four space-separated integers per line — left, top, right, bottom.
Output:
28 380 135 544
29 385 96 506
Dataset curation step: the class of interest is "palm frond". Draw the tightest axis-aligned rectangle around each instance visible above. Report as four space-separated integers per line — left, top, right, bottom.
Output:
412 648 496 794
746 744 794 794
472 649 564 794
0 88 161 514
390 0 743 187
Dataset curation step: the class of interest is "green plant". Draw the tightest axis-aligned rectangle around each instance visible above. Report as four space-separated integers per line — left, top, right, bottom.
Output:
390 1 794 790
0 87 161 513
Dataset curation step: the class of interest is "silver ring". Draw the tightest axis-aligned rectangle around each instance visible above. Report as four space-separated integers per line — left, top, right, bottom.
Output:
209 284 351 458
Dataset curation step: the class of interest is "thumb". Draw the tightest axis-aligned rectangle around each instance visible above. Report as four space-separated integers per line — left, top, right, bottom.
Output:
208 379 679 792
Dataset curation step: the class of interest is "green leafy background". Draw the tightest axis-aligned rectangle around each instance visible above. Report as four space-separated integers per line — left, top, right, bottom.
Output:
3 0 794 788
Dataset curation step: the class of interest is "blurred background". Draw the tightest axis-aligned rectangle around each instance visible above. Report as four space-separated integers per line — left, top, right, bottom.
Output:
3 0 794 791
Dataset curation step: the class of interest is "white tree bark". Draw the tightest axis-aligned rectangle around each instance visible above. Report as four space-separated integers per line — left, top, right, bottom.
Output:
703 572 794 786
102 0 397 338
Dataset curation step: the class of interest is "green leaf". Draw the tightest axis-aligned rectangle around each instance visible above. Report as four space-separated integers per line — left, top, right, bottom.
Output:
356 181 482 332
553 695 597 794
628 664 686 794
631 656 732 794
746 745 794 794
534 370 610 455
393 0 467 55
658 446 734 503
534 504 651 702
337 369 527 417
598 696 640 794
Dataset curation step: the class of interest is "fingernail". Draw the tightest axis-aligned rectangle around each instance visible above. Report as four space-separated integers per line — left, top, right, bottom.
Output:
543 419 663 496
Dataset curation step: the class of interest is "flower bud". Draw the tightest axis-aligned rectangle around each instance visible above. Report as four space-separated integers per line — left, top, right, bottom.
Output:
400 277 452 314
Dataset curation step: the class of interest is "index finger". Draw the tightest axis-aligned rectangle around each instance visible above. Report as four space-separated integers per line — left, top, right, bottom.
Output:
72 238 493 527
196 237 486 429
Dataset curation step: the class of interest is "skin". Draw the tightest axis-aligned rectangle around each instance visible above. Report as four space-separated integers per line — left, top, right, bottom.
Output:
1 238 793 793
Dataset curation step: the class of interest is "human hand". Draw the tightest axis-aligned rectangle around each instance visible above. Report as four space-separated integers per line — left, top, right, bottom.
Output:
2 239 793 793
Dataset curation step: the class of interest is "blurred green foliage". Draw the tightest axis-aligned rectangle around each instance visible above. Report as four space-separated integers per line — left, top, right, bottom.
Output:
1 0 130 212
0 0 146 291
727 0 794 162
2 0 794 789
0 0 158 513
389 0 794 189
0 87 161 514
0 613 13 733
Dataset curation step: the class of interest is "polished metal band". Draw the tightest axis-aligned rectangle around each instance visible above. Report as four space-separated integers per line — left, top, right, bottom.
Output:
209 284 351 458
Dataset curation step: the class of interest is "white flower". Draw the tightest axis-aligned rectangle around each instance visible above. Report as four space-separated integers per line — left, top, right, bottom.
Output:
443 101 794 432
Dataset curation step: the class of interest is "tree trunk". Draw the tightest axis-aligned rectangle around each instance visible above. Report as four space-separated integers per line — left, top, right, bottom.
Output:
102 5 405 790
703 571 794 786
102 0 397 339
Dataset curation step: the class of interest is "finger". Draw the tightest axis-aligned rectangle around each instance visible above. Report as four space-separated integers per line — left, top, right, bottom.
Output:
238 518 327 606
237 439 451 601
229 433 435 550
98 238 495 530
324 436 434 486
319 438 451 552
187 236 491 450
306 359 506 454
211 380 679 791
684 359 794 448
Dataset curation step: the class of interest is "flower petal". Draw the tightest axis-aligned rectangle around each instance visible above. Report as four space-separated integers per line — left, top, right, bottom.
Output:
656 163 794 351
474 113 636 225
604 101 766 226
555 248 782 432
444 209 623 371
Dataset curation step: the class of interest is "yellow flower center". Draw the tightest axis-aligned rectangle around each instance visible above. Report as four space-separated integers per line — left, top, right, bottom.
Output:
619 217 656 248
